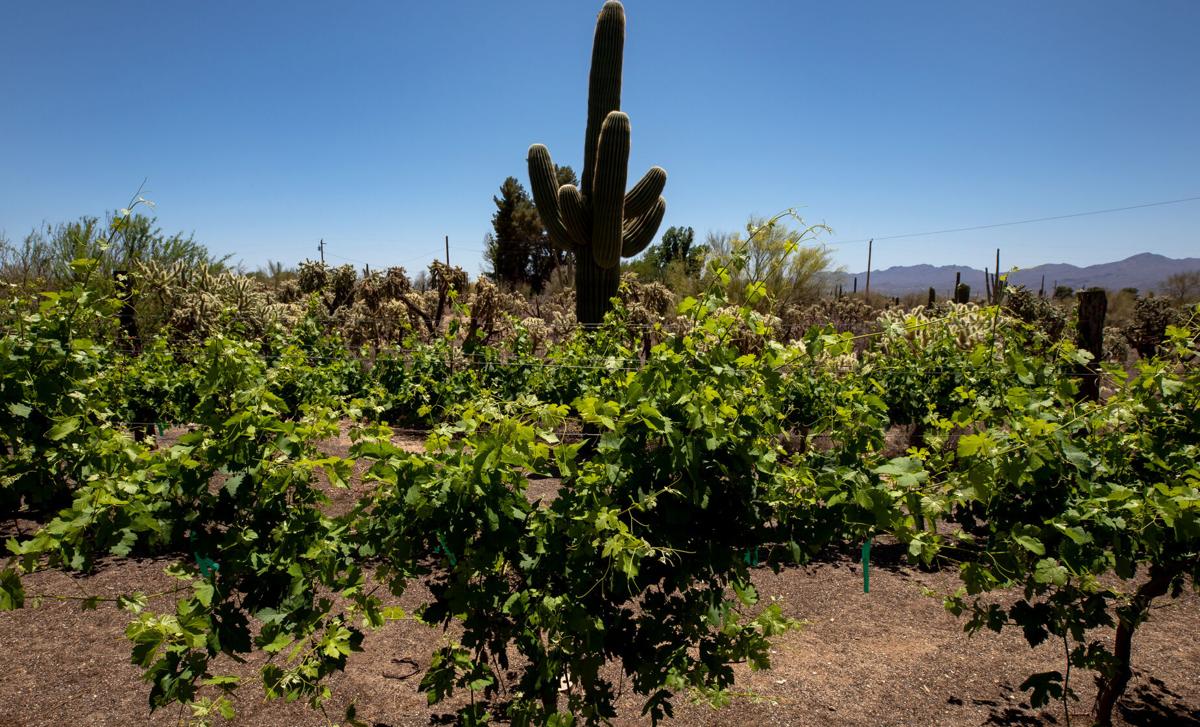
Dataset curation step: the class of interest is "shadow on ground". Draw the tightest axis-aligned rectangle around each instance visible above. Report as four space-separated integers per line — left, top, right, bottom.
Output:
1120 678 1200 726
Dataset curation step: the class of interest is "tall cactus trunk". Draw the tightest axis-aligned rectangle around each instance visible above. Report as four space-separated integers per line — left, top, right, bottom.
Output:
575 254 621 326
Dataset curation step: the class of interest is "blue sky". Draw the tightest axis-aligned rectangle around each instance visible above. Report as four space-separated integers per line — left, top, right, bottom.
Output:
2 1 1197 275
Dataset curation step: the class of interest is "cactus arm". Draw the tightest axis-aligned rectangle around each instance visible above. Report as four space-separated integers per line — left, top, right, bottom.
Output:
590 111 631 269
581 1 625 199
623 166 667 221
527 144 575 251
621 196 666 257
557 184 589 249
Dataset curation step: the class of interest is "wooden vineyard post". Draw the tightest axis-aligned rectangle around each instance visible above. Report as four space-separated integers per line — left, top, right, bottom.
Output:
113 269 154 441
112 270 141 355
993 248 1003 302
1075 289 1107 401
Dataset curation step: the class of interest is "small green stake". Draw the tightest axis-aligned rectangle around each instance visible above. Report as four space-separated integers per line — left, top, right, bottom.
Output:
189 531 219 578
862 539 871 593
742 546 760 567
436 532 457 567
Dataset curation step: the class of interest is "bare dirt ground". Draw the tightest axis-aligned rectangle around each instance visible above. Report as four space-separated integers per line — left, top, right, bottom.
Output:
2 427 1197 726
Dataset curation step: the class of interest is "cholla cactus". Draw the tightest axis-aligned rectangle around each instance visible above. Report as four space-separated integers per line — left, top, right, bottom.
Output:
428 261 468 330
518 316 551 353
712 305 781 355
1103 325 1129 363
297 260 357 313
297 259 328 295
466 277 502 349
874 302 1003 352
358 266 411 311
1004 285 1066 341
1123 295 1181 358
526 0 667 326
135 259 296 341
327 265 357 312
782 297 878 339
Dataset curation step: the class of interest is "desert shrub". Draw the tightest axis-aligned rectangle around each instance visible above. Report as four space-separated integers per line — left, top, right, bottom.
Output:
1123 295 1182 358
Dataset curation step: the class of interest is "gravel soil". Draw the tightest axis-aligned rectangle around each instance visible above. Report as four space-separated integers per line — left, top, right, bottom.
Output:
1 427 1197 726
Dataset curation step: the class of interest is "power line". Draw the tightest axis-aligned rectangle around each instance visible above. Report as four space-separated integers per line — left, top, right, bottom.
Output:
327 252 372 267
823 194 1200 247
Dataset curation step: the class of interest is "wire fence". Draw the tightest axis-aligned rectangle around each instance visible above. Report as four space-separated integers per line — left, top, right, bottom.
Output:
91 311 1122 380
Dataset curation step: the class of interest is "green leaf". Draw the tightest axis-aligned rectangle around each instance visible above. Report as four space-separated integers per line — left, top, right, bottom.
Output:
1014 534 1046 556
194 580 215 608
1060 442 1091 470
956 433 990 458
261 631 294 653
1034 558 1069 586
7 402 31 418
1053 523 1093 545
47 417 81 441
0 569 24 610
873 457 928 488
223 472 245 496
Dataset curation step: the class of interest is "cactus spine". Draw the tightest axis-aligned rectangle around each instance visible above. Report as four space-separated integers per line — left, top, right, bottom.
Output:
527 0 667 326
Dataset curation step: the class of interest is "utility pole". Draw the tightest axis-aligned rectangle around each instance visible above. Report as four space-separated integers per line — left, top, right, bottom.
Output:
864 239 873 298
318 238 326 264
445 235 450 266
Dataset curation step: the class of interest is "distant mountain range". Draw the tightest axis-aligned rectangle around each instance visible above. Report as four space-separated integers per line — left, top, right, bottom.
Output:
836 253 1200 297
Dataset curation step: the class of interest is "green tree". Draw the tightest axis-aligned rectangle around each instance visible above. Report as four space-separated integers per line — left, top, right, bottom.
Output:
485 177 542 289
659 225 697 271
625 225 705 285
485 168 576 294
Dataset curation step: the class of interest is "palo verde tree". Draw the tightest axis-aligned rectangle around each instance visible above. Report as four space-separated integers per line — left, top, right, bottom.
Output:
703 216 834 314
526 0 668 325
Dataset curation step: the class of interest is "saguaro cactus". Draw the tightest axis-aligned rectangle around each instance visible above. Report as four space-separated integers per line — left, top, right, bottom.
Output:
526 0 667 325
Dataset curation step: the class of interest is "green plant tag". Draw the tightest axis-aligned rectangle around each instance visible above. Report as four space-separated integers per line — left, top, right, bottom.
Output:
436 531 457 567
862 540 871 593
